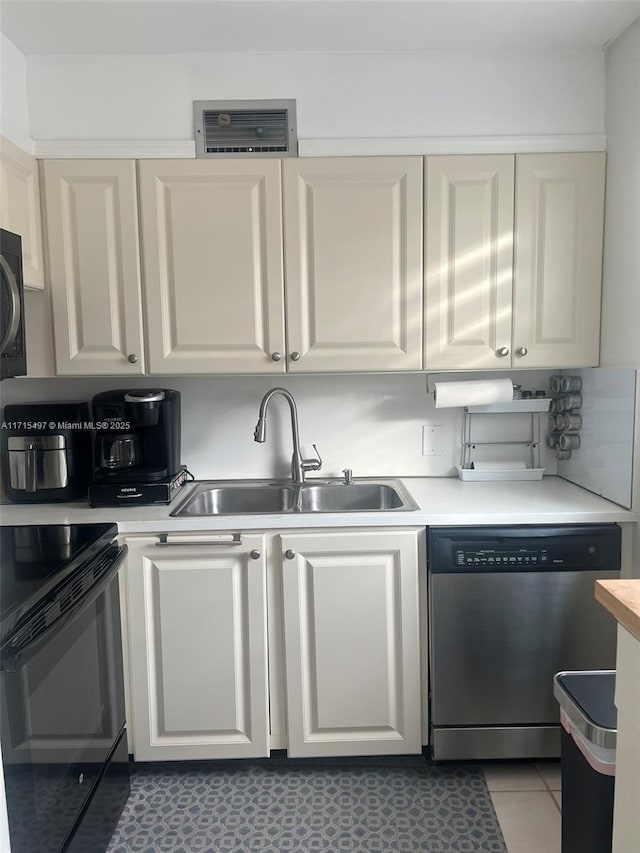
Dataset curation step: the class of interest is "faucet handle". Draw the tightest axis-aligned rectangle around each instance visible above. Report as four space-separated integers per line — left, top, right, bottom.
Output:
301 443 322 473
342 468 353 485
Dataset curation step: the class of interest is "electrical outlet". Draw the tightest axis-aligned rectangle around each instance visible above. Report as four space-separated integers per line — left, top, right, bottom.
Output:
422 424 444 456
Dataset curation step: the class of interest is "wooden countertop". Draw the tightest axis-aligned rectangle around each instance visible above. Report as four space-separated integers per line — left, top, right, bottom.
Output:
596 579 640 642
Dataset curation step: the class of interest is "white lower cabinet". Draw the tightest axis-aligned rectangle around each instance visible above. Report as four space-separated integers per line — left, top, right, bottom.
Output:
611 626 640 852
123 527 423 760
279 529 423 757
124 532 269 760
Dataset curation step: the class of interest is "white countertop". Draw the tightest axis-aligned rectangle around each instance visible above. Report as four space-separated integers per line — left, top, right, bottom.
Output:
0 476 634 534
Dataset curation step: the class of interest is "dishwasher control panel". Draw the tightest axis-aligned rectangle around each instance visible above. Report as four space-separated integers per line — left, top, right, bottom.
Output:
455 548 549 567
429 524 621 573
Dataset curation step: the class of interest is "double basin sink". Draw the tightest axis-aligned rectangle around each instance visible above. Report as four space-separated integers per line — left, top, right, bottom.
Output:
171 478 418 517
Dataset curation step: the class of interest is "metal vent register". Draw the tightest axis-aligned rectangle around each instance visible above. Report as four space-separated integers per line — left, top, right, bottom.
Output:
194 99 297 157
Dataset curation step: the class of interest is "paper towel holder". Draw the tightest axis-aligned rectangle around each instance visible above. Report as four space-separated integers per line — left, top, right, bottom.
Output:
425 374 435 397
426 375 521 407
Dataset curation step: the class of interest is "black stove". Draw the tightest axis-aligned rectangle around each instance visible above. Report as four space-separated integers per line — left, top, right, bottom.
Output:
0 522 117 641
0 522 130 853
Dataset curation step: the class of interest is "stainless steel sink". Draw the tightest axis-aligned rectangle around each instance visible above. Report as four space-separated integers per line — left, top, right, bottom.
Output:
170 479 418 516
172 484 296 516
297 483 407 512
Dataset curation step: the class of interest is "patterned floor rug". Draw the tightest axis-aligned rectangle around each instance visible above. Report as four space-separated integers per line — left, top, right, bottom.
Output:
107 757 506 853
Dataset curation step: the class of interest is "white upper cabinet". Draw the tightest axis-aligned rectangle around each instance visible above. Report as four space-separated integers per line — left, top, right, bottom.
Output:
138 160 286 374
41 160 145 374
425 155 515 370
39 152 605 376
283 157 424 372
513 152 605 368
424 152 605 370
0 137 45 290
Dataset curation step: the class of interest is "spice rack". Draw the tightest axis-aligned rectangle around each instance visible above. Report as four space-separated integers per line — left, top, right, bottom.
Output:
457 398 551 481
547 375 583 460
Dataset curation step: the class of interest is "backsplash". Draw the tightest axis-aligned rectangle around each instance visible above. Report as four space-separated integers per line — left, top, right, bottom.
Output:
0 371 557 480
557 367 637 508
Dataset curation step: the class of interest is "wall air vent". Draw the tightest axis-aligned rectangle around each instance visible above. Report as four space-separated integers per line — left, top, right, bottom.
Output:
194 99 297 158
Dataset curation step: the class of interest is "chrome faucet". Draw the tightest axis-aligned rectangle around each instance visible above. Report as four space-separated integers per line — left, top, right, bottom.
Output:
254 388 322 484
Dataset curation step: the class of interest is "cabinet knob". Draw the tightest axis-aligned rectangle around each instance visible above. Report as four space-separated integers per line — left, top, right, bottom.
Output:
127 353 138 364
271 352 282 362
290 352 301 362
250 549 261 560
496 347 509 357
516 347 528 357
284 549 296 560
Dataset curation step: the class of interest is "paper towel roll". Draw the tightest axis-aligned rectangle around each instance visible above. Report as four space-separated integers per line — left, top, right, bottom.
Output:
470 461 528 471
433 379 514 408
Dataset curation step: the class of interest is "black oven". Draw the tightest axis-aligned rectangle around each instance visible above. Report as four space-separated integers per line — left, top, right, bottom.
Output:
0 229 27 380
0 523 130 852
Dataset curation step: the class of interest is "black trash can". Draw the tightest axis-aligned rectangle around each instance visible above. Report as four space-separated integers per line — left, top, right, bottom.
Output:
553 670 617 853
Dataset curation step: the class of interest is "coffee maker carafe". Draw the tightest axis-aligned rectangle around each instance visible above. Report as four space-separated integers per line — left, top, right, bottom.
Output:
89 389 186 507
97 432 141 472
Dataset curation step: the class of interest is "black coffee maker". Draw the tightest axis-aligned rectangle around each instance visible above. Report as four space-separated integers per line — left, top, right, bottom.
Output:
89 389 186 507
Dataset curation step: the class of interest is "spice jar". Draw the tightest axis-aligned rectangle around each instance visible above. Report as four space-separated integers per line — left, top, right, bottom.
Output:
559 433 581 451
561 376 583 393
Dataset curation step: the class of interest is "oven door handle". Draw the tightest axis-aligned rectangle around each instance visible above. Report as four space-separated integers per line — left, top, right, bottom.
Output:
0 545 128 673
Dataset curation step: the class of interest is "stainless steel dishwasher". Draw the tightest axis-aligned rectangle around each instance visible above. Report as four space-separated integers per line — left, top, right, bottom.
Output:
427 524 621 761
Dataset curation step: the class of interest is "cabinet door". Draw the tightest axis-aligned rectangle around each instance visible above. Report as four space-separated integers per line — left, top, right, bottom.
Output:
41 160 145 374
0 137 45 290
139 160 286 374
283 157 423 372
125 533 269 760
280 529 421 757
513 152 605 368
424 155 515 369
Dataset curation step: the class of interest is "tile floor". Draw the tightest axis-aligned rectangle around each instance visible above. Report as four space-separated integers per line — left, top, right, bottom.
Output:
483 761 562 853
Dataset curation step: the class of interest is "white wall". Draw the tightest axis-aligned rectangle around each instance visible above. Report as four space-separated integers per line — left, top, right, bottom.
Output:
3 42 601 493
0 33 33 153
26 49 605 146
601 18 640 578
0 371 556 480
0 38 621 493
600 17 640 370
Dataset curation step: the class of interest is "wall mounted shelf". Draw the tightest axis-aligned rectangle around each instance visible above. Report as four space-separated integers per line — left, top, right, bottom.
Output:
458 398 551 481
